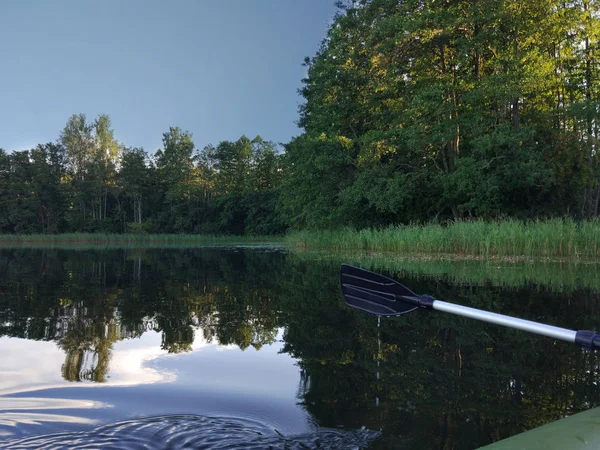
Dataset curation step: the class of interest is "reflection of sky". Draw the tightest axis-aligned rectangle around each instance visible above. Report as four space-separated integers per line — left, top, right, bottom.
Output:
0 329 311 440
0 333 172 395
0 330 296 394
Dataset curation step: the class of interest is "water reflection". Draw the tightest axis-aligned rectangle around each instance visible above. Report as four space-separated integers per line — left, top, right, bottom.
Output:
1 414 379 449
0 247 599 448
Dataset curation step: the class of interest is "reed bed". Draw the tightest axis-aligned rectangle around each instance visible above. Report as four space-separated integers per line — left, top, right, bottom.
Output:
287 219 600 260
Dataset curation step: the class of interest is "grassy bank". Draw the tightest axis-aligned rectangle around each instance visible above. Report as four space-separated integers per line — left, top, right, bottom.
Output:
0 233 284 250
287 219 600 260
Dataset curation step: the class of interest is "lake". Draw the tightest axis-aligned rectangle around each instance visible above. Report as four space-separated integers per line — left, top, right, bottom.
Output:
0 246 598 449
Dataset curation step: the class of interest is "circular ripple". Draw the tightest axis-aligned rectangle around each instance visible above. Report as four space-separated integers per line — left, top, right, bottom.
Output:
1 414 379 449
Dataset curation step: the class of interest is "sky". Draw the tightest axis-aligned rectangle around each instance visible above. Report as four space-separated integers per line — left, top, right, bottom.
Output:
0 1 337 153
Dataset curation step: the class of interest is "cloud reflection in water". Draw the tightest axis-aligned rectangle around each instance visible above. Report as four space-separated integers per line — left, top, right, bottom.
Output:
0 330 243 437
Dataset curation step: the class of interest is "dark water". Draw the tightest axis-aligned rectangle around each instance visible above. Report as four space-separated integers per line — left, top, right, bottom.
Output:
0 247 599 449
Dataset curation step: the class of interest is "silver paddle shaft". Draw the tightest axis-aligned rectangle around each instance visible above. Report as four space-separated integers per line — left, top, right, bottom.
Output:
432 300 577 343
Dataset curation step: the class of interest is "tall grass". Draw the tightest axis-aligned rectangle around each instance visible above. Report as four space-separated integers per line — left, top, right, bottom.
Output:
0 233 284 250
287 219 600 259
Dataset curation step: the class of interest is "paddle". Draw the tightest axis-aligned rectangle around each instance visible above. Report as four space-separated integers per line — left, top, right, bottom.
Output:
340 264 600 350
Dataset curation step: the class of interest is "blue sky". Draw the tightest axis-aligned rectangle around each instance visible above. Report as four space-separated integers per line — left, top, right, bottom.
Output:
0 1 337 153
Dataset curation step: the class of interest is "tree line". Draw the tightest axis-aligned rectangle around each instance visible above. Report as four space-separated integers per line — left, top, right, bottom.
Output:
0 114 284 234
1 0 600 234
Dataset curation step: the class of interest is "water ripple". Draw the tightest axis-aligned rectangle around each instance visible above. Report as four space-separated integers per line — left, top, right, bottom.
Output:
1 414 379 449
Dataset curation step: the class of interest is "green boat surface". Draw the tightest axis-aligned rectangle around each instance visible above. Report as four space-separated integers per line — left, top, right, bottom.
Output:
480 407 600 449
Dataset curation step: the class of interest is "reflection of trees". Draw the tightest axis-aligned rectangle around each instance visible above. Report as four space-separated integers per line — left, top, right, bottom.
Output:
51 302 121 382
214 287 279 350
0 248 286 378
158 319 194 354
60 326 115 382
277 262 600 449
2 249 600 448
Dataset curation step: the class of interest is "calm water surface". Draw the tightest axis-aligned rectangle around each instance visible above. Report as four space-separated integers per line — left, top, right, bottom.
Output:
0 247 599 449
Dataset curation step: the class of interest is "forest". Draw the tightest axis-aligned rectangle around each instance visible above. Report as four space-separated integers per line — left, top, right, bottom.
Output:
1 0 599 235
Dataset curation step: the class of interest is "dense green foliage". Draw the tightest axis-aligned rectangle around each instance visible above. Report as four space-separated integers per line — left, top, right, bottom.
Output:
0 116 285 235
282 0 600 228
1 1 600 235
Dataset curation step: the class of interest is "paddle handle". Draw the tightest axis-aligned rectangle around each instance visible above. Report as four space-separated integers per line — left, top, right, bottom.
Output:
407 296 600 350
431 299 578 343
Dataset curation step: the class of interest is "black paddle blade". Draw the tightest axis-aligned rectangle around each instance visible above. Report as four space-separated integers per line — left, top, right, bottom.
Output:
340 264 419 316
